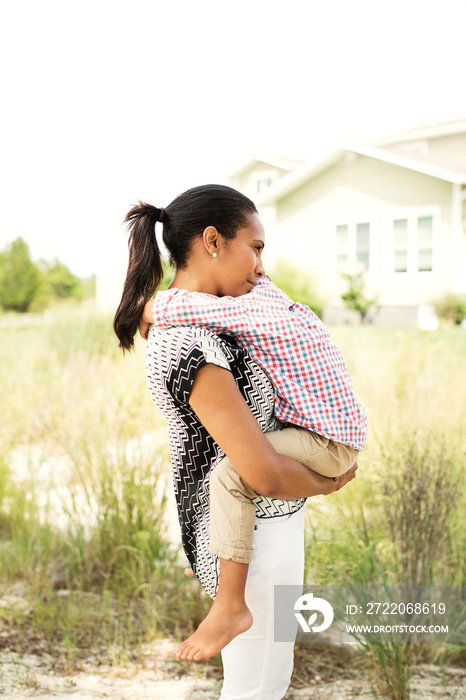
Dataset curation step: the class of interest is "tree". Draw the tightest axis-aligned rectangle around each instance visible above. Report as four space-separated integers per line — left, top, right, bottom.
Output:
341 272 375 323
0 239 93 312
39 258 83 300
0 238 42 312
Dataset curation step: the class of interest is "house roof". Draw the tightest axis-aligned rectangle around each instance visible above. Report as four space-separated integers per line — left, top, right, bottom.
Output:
370 118 466 146
229 155 304 179
256 143 466 206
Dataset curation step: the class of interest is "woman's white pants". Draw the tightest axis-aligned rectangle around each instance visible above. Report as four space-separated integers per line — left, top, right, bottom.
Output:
220 506 305 700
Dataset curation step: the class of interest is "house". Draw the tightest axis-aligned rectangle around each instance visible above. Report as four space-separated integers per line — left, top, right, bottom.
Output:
229 120 466 326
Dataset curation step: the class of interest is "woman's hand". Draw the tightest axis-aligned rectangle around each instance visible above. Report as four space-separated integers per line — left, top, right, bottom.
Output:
321 463 358 495
188 363 357 500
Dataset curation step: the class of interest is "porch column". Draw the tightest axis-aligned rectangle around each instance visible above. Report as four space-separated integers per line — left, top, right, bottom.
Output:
450 183 466 295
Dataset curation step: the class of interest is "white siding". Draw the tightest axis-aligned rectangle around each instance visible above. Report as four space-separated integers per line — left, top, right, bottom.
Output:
267 155 457 307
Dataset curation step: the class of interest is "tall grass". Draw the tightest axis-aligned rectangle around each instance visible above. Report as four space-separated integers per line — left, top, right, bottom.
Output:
331 325 466 446
0 308 211 667
1 308 465 687
305 326 466 698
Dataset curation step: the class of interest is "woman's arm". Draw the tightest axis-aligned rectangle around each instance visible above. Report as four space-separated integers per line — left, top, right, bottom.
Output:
138 300 154 341
142 298 155 324
189 363 357 499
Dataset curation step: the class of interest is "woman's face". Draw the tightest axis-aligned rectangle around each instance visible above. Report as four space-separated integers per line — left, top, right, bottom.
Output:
214 213 266 298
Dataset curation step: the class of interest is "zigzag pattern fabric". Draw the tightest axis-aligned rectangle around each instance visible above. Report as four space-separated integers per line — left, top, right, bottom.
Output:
145 325 305 598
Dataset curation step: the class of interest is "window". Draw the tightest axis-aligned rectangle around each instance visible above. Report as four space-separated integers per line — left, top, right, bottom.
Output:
256 177 274 194
356 223 370 270
335 221 371 273
393 219 408 272
336 224 349 269
417 216 433 272
391 213 434 274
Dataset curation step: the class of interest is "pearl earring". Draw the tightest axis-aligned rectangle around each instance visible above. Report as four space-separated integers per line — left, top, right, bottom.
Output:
212 253 217 258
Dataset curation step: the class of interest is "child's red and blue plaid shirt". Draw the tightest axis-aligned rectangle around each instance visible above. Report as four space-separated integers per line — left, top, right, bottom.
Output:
151 276 368 450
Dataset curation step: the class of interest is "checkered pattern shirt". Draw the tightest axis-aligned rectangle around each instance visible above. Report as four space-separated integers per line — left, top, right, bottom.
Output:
151 276 367 450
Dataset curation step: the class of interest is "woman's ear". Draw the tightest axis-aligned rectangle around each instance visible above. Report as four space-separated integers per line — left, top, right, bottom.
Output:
202 226 220 256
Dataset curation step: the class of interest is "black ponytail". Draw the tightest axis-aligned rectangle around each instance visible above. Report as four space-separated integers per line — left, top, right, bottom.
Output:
113 202 164 351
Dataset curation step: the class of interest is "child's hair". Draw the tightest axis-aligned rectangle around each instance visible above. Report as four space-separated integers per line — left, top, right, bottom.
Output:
113 184 257 350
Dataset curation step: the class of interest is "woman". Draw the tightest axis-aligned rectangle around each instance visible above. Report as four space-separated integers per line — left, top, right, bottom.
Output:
114 184 357 700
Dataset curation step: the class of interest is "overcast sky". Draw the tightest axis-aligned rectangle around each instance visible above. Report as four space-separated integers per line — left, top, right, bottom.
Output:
1 0 465 277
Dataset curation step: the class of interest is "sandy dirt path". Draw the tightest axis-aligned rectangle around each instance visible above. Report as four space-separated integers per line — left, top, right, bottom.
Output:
1 641 465 699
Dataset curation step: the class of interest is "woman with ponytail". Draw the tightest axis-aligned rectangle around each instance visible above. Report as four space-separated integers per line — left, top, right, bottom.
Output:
114 185 353 699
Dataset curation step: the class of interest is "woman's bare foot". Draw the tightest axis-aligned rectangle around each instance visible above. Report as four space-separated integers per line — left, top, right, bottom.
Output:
175 597 253 661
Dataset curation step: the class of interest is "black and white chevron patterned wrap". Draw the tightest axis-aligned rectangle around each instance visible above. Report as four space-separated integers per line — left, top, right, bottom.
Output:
146 326 305 598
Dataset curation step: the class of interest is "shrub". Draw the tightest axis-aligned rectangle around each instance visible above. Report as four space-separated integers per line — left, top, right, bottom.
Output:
379 434 463 586
435 294 466 325
341 272 375 322
305 431 465 700
270 261 323 318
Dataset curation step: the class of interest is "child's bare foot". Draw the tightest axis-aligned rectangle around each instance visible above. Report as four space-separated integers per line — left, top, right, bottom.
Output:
175 598 252 661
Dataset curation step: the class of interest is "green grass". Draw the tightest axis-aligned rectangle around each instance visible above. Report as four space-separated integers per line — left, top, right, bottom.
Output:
0 308 465 693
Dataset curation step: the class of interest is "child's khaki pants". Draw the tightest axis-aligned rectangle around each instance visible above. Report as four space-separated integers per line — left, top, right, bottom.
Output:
209 426 358 564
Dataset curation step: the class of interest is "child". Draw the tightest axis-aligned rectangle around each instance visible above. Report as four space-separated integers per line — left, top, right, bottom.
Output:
142 275 367 660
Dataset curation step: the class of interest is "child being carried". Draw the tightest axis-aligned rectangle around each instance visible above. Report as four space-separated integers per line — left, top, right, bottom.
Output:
142 275 367 660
